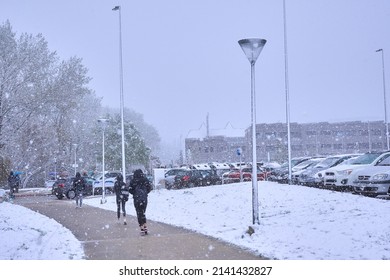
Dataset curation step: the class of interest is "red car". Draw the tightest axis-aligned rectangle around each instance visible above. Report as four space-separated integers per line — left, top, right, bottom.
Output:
223 168 269 184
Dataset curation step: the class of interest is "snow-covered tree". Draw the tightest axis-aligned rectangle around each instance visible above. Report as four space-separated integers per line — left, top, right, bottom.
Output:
95 113 151 172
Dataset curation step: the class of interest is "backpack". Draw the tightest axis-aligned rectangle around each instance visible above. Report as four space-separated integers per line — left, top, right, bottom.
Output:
120 183 130 201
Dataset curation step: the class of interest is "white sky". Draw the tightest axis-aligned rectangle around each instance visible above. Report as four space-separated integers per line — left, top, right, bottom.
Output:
2 0 390 144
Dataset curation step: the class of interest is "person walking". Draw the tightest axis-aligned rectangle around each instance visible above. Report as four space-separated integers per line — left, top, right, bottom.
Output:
114 174 129 225
7 171 18 200
129 169 152 235
73 172 85 208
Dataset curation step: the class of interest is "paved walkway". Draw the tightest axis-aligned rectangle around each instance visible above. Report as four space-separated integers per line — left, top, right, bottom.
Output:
15 194 265 260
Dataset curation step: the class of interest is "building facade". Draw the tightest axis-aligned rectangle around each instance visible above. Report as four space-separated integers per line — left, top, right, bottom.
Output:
185 121 388 164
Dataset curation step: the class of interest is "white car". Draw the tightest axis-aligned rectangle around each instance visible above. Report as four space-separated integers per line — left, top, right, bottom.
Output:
351 153 390 197
323 151 390 191
298 154 359 187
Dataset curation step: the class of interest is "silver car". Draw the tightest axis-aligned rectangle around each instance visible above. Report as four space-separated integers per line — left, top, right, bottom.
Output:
352 153 390 197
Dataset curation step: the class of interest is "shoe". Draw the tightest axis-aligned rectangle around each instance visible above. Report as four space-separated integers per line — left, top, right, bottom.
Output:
123 218 127 225
142 224 148 235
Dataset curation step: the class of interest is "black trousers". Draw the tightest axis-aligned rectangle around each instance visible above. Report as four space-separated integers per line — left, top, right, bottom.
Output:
116 198 126 219
134 200 147 226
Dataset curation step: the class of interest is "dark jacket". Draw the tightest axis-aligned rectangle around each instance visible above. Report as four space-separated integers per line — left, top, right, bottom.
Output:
73 172 85 194
114 174 128 201
129 169 151 205
8 172 19 188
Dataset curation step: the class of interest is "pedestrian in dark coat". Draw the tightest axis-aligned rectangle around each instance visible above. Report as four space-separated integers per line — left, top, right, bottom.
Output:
73 172 85 208
129 169 152 235
114 174 128 225
8 171 19 199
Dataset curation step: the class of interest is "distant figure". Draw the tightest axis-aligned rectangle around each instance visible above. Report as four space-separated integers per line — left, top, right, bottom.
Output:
114 174 129 225
73 172 85 208
7 171 19 199
129 169 152 235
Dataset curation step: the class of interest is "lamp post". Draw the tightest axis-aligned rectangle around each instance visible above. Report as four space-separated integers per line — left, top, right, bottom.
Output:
283 0 292 184
376 49 389 150
112 5 127 181
238 38 267 225
54 156 57 180
73 144 78 176
98 118 109 204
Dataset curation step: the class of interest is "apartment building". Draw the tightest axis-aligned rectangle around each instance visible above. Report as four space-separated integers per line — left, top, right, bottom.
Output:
185 121 388 164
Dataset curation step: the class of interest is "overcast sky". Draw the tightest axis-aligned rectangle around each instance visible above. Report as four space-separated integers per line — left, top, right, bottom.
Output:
2 0 390 146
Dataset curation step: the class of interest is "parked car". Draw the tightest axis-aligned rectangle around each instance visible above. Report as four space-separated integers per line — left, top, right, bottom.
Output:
298 154 358 187
171 169 204 189
52 176 93 199
269 157 312 183
351 153 390 197
93 177 115 195
164 168 188 189
323 151 390 191
92 171 122 194
291 157 326 185
199 169 220 185
222 167 268 184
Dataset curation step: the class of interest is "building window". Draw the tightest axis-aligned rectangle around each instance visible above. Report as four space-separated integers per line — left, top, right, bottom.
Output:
333 143 343 149
346 143 357 149
292 144 303 151
372 142 383 149
345 130 356 136
359 130 369 136
320 144 332 149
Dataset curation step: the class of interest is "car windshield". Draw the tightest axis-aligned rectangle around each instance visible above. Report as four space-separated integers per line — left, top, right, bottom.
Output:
351 153 384 165
315 157 342 168
294 159 322 170
338 156 359 166
376 154 390 166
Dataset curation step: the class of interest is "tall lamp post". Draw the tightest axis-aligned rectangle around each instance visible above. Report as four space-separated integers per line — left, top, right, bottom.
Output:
238 38 267 225
283 0 292 183
112 5 127 181
73 144 78 176
98 118 109 204
376 48 389 150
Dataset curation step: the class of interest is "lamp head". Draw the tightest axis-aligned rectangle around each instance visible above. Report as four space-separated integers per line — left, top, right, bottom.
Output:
238 38 267 64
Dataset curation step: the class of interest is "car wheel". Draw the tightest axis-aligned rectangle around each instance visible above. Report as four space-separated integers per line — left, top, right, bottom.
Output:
67 189 76 199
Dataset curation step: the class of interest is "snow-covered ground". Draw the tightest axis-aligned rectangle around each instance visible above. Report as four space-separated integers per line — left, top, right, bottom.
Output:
0 200 84 260
1 181 390 260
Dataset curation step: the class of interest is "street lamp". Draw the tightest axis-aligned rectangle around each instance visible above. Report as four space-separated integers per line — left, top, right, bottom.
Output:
54 156 57 180
98 118 109 204
376 49 389 150
112 5 127 181
283 0 292 184
73 144 78 176
238 38 267 225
